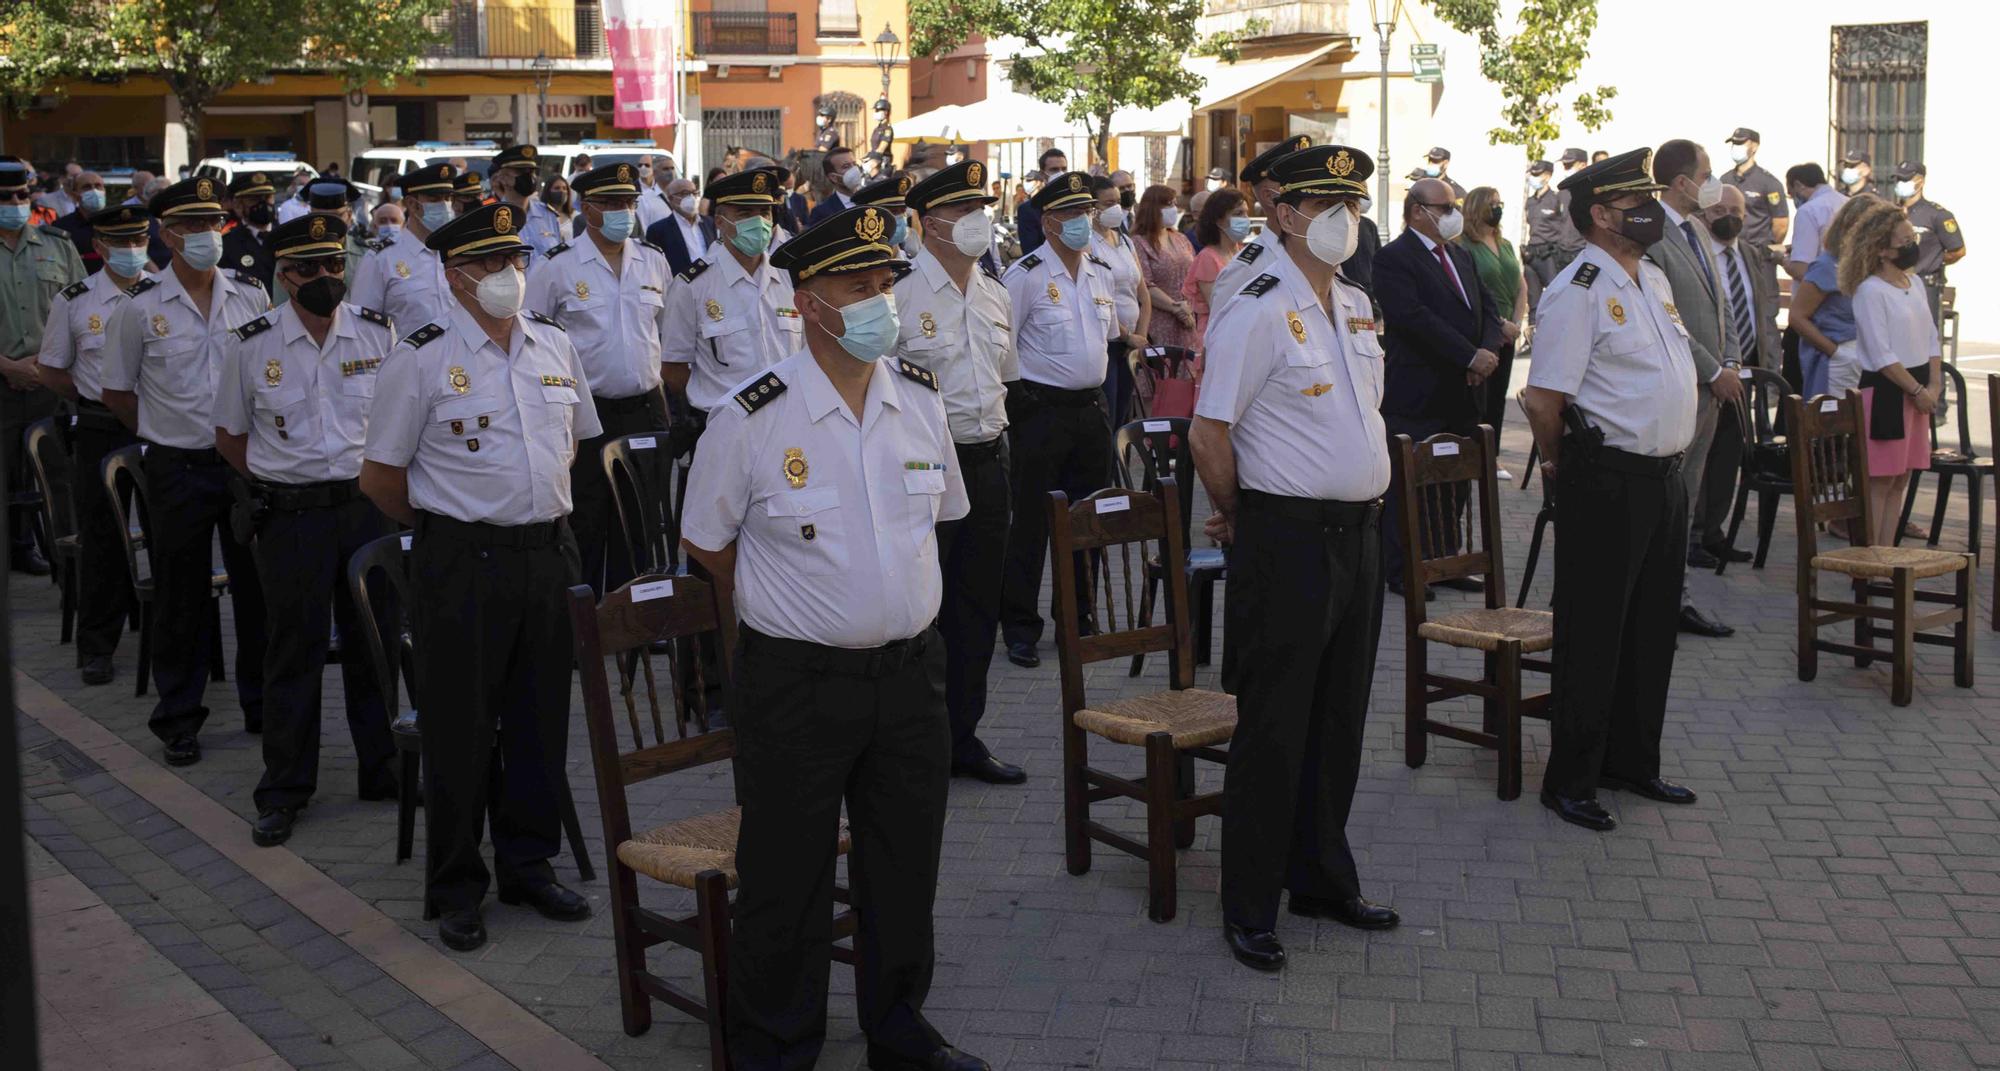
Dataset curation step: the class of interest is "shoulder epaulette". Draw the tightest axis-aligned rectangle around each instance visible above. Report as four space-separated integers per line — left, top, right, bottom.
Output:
525 309 564 331
403 323 444 349
356 307 392 331
125 278 158 298
366 237 391 253
733 372 786 415
1240 274 1280 298
232 314 274 342
640 239 668 256
546 242 572 259
676 258 709 284
1017 253 1042 273
60 280 88 301
1572 263 1600 289
980 260 1001 282
1085 252 1110 270
895 358 938 392
1237 243 1266 264
38 223 68 240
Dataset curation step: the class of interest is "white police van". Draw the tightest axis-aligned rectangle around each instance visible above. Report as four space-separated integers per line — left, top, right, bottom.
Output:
349 141 501 206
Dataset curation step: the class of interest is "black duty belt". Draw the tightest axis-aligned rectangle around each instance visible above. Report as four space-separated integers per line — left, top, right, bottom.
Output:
954 437 1004 464
741 625 929 678
1237 488 1381 527
1523 242 1562 259
415 512 568 548
1019 381 1102 407
1579 444 1684 479
594 390 664 417
146 443 226 466
256 478 362 511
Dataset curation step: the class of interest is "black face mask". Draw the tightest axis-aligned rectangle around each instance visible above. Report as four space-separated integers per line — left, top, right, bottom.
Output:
542 189 569 211
295 275 346 317
1892 240 1921 270
511 170 538 197
1607 198 1665 247
244 203 274 226
1487 206 1504 226
1709 215 1743 242
1119 188 1135 209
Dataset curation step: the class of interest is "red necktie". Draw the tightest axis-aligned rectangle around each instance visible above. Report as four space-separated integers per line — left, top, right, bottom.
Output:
1434 242 1468 306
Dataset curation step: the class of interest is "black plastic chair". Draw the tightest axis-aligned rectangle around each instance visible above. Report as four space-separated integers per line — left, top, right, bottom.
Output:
25 418 79 643
601 430 680 576
1716 367 1795 574
1113 417 1223 672
346 532 595 879
1126 346 1199 422
1897 362 1992 560
100 445 226 697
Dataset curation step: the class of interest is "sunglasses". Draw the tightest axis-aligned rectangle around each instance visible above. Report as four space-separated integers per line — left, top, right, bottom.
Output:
281 259 346 278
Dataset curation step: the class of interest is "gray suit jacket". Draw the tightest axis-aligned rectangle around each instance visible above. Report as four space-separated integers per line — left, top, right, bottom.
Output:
1709 237 1781 369
1646 211 1741 382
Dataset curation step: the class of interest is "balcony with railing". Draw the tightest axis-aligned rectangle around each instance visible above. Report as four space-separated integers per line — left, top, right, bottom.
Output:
691 12 800 56
422 1 609 61
1196 0 1349 42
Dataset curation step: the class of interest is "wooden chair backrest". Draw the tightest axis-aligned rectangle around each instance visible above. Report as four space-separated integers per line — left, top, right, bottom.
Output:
600 431 679 575
1113 417 1195 544
1392 425 1503 608
24 417 74 545
345 533 416 714
1046 481 1192 709
1786 390 1871 560
100 444 150 583
567 574 737 850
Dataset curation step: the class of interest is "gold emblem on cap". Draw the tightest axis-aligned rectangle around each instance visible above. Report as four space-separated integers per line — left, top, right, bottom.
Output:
752 173 768 194
919 311 936 338
253 172 267 185
151 314 169 337
1286 311 1307 343
441 164 456 178
195 178 213 200
617 164 632 182
705 299 723 322
521 146 537 159
783 447 809 488
968 162 984 187
448 365 470 394
1068 174 1083 192
897 174 912 194
308 216 327 240
857 208 886 242
1606 297 1626 325
493 206 514 234
1330 150 1355 178
264 359 283 387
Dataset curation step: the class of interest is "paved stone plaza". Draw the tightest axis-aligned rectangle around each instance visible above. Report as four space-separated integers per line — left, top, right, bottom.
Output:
17 370 2000 1070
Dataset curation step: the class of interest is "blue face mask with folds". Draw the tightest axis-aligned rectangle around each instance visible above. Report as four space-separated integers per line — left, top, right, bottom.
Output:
420 200 453 230
1059 214 1093 251
890 213 909 247
0 204 30 231
1225 216 1252 242
80 189 106 213
819 291 899 362
105 245 150 277
597 208 635 243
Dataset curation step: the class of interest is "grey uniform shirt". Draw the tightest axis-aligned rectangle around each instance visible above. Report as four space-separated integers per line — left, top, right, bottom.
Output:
889 249 1015 443
1528 242 1698 458
101 268 271 449
348 226 450 338
661 247 802 413
524 236 672 399
363 301 603 525
1002 248 1114 390
1194 245 1389 502
681 350 969 649
211 302 395 483
1211 225 1281 305
1720 162 1788 250
38 270 134 402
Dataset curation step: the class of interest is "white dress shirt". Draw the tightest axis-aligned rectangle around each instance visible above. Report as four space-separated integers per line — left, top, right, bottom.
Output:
661 247 801 413
1789 185 1848 264
211 302 395 483
1001 247 1115 389
890 249 1015 443
1413 228 1471 306
38 270 137 402
100 267 272 449
524 234 672 398
348 226 450 338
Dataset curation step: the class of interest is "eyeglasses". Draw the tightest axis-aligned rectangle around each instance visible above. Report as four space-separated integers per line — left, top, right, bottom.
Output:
455 251 532 273
166 218 226 234
0 190 31 204
280 259 345 278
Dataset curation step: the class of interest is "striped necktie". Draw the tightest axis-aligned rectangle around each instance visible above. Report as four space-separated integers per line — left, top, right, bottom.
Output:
1723 245 1756 363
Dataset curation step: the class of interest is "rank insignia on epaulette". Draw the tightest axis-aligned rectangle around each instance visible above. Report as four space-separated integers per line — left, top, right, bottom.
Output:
735 373 787 415
1018 253 1042 272
1238 243 1265 264
1573 263 1600 289
526 310 563 330
60 280 88 301
235 316 273 342
896 359 938 391
126 278 158 297
1241 274 1280 298
1286 311 1307 344
357 307 391 329
783 446 808 488
405 323 444 349
677 259 709 284
1086 253 1110 270
264 359 282 387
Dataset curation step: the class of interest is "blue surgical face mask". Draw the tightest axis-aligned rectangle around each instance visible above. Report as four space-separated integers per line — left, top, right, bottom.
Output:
598 208 635 243
177 229 223 271
1423 163 1443 177
420 200 453 230
890 212 909 248
105 245 150 278
1059 214 1092 251
1226 216 1252 242
818 291 899 362
727 214 773 257
375 223 401 243
0 204 29 231
80 189 106 213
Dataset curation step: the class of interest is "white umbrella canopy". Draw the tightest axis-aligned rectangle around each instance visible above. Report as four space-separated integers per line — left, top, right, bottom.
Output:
891 103 971 144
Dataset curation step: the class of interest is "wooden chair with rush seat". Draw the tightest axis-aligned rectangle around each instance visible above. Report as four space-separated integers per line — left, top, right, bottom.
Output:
568 574 856 1063
1392 426 1553 801
1047 478 1235 923
1786 391 1975 707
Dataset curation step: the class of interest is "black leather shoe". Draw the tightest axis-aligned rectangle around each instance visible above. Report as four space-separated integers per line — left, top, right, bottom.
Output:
11 544 50 576
438 909 486 952
1223 923 1286 971
80 656 114 686
252 807 299 847
498 881 591 921
1540 789 1616 831
164 735 201 767
1291 894 1400 930
866 1043 992 1071
1685 545 1721 569
1677 604 1735 638
1385 579 1435 602
1006 642 1040 668
1705 543 1753 563
1599 774 1699 805
952 754 1027 785
1436 577 1484 593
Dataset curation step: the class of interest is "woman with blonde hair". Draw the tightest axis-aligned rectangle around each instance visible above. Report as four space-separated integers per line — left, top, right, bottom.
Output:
1844 203 1942 547
1791 192 1882 396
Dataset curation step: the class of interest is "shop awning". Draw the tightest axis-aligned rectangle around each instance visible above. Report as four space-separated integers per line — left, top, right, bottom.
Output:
1192 42 1345 111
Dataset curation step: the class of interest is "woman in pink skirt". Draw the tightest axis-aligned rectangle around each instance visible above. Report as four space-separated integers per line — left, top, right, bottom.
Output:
1844 203 1942 547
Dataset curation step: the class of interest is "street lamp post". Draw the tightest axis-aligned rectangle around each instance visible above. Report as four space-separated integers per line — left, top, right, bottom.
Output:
532 51 553 146
1374 10 1393 232
872 24 901 98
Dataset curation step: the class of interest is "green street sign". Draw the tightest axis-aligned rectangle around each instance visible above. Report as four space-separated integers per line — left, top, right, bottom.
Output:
1410 43 1443 84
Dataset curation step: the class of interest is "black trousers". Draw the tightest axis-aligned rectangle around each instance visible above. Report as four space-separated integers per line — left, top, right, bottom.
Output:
251 493 398 811
1523 245 1564 322
1480 340 1518 434
1103 339 1134 430
1694 401 1744 551
570 389 668 594
141 446 265 742
410 513 579 915
1220 492 1383 931
935 440 1010 764
1380 412 1474 587
727 628 950 1071
1001 385 1110 648
68 412 136 662
1541 457 1687 800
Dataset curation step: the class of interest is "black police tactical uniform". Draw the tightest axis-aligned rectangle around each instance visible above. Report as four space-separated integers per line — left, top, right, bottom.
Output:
1523 185 1567 313
223 223 277 293
1906 197 1963 325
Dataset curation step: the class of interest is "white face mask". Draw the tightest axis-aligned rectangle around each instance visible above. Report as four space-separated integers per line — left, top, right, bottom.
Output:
458 265 524 319
1895 179 1917 200
1098 204 1126 230
1205 178 1225 193
1696 175 1722 210
1840 167 1862 187
945 153 961 166
1728 143 1750 165
949 209 993 257
840 166 864 192
676 194 699 217
1290 203 1358 266
1161 206 1180 228
1044 167 1066 181
1433 207 1464 242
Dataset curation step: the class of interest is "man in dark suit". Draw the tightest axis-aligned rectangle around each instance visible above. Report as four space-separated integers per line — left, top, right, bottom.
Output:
1015 148 1067 257
1374 178 1507 597
805 145 861 228
642 176 716 277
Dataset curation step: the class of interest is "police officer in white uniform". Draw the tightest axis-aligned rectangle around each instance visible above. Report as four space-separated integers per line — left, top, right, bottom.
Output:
681 204 985 1071
100 176 272 766
890 160 1024 785
38 203 151 686
1212 135 1314 301
349 162 458 336
525 161 673 592
360 201 601 953
1190 144 1400 973
1521 147 1701 834
212 213 399 847
998 171 1117 668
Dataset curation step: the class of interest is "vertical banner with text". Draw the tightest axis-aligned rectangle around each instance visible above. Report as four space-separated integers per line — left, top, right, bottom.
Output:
605 0 681 128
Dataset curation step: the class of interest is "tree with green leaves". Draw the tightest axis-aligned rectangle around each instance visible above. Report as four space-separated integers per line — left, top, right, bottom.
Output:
1422 0 1616 159
0 0 447 159
909 0 1247 165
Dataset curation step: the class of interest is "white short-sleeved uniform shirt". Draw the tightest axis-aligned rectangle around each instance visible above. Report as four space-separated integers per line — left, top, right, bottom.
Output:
1528 242 1699 458
38 271 134 402
1853 275 1940 372
681 350 970 649
348 226 449 337
211 302 395 483
521 198 568 260
636 189 673 234
1788 185 1848 264
889 249 1015 444
1001 247 1114 389
1212 225 1280 302
661 248 802 413
524 236 672 399
100 267 271 449
363 301 603 525
1194 245 1390 502
1089 230 1144 333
